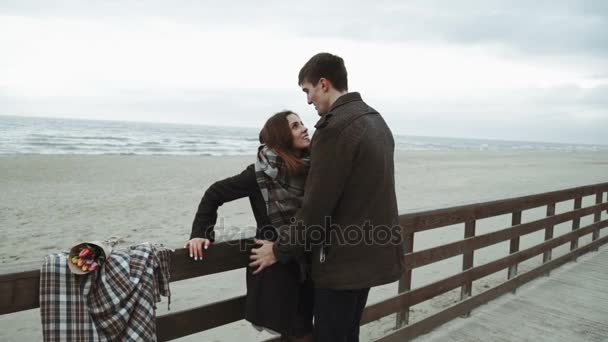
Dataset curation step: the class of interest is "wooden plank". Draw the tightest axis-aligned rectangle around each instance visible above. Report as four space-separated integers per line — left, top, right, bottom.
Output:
400 182 608 233
543 203 556 273
0 269 40 315
508 211 522 286
375 234 608 342
361 219 608 325
593 192 602 251
261 337 282 342
156 295 246 341
396 231 415 329
402 203 608 270
170 239 253 282
0 239 253 315
262 337 282 342
460 220 475 318
570 196 583 251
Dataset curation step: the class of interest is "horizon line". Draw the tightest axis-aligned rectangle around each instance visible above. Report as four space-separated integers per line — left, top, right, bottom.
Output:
2 113 607 148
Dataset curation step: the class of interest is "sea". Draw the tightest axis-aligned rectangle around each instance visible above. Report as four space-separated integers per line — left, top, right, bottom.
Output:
1 115 606 155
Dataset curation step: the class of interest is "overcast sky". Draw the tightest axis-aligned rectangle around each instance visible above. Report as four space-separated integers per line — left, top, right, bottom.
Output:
1 0 607 144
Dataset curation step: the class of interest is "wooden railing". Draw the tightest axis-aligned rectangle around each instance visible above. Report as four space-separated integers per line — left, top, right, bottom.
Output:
373 182 608 341
1 182 607 341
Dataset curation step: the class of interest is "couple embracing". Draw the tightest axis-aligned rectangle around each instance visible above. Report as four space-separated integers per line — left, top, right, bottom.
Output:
185 53 405 342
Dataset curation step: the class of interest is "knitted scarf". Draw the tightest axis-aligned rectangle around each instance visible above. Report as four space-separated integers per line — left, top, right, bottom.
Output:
255 145 310 227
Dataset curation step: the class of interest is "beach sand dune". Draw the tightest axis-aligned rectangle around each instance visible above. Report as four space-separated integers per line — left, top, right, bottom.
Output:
1 151 606 341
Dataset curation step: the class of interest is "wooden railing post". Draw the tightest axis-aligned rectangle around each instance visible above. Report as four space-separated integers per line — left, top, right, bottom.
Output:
508 211 522 293
460 220 476 317
593 192 602 251
570 196 583 255
396 231 414 329
543 203 556 276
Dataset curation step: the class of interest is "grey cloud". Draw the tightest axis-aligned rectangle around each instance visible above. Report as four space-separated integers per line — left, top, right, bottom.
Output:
4 0 607 60
0 87 317 129
523 83 608 111
435 4 608 58
377 82 608 144
2 0 606 144
384 107 607 145
581 84 608 107
589 74 608 80
311 1 608 59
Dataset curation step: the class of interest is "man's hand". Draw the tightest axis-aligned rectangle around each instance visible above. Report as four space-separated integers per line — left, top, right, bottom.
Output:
184 238 211 261
249 239 277 275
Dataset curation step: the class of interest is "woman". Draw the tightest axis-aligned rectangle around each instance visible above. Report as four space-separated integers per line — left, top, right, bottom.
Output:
184 110 313 341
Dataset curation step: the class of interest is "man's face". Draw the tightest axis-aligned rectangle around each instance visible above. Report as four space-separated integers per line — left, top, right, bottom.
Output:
301 79 331 116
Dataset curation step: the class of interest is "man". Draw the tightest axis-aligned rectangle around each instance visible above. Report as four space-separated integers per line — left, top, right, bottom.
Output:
251 52 405 342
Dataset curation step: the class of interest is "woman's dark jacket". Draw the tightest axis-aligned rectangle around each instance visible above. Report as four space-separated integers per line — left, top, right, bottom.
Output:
190 164 312 336
190 164 275 242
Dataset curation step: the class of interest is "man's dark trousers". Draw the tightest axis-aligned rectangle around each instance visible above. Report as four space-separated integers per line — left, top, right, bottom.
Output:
313 287 371 342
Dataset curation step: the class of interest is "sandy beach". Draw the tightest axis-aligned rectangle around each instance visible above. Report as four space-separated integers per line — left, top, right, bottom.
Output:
1 151 607 341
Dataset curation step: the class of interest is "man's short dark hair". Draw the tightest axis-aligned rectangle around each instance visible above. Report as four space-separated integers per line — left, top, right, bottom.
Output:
298 52 348 92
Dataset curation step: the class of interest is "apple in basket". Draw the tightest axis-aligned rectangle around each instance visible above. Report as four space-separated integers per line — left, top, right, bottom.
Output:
67 241 111 274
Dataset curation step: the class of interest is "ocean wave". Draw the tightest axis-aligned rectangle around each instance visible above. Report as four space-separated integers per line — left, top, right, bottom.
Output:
2 116 607 155
28 134 130 142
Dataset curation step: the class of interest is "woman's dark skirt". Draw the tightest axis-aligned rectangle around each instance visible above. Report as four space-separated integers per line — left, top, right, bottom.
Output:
245 260 313 337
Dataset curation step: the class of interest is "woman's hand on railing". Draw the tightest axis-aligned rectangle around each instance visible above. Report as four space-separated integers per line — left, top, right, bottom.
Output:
184 238 211 261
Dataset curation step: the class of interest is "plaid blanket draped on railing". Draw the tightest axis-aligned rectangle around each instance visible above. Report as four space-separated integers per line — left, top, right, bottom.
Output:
40 243 171 342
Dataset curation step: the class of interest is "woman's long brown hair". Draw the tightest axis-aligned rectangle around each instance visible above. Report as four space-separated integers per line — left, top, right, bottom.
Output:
258 110 308 176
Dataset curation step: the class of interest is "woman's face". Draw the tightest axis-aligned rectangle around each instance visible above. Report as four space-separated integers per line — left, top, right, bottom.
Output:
286 114 310 151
